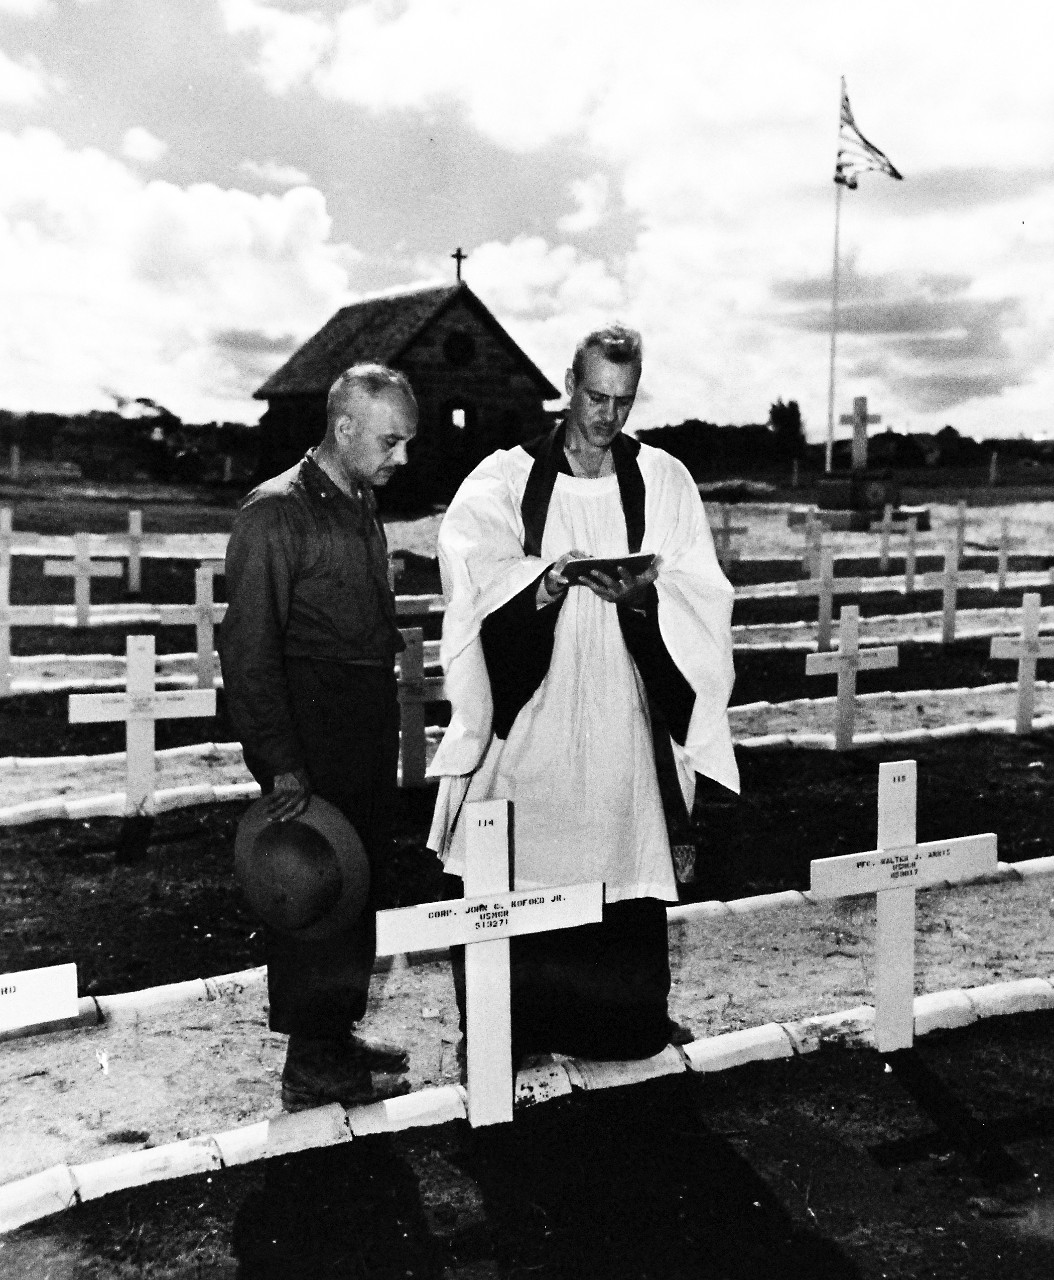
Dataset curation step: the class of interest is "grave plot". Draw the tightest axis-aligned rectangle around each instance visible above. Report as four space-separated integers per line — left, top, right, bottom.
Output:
732 680 1054 748
1 758 1051 1234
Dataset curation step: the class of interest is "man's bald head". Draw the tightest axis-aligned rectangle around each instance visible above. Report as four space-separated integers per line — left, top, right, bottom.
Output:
326 364 418 436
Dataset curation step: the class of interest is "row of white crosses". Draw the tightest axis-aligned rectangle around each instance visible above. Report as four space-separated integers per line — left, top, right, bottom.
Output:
64 622 443 817
373 760 996 1128
805 589 1054 750
0 551 225 696
799 530 988 648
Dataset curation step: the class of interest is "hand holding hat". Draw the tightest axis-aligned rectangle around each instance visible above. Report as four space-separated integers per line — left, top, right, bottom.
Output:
268 768 311 821
235 794 370 941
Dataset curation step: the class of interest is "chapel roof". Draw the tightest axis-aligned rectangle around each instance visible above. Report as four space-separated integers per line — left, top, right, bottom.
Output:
254 281 559 400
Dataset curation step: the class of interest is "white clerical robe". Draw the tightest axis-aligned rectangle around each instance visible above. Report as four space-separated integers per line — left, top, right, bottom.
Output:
427 441 739 903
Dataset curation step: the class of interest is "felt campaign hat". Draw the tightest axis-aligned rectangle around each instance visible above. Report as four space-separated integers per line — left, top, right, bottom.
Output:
234 795 370 941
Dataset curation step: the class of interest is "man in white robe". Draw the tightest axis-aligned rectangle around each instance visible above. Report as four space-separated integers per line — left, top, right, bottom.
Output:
428 324 739 1063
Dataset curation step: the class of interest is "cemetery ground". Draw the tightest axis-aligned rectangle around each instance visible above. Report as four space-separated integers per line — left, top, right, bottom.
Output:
2 491 1054 1276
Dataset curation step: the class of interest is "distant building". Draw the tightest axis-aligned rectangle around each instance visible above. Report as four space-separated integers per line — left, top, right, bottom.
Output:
253 282 560 504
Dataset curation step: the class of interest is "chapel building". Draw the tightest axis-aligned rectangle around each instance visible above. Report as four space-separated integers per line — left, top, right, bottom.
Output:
253 281 560 506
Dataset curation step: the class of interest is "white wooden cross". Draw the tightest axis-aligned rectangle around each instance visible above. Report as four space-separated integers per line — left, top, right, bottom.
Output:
805 605 898 749
839 396 880 473
989 593 1054 733
801 511 825 577
913 537 986 644
126 510 144 595
44 532 123 626
902 515 919 594
713 505 747 569
993 517 1026 593
796 548 862 651
947 500 970 563
811 760 997 1052
375 800 604 1126
396 627 444 786
68 634 216 815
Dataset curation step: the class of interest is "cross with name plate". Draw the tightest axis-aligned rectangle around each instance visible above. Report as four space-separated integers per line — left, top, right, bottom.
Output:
810 760 997 1052
375 800 604 1127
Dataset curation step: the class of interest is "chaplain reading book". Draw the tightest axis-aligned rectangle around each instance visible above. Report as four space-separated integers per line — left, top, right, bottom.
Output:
426 323 740 1066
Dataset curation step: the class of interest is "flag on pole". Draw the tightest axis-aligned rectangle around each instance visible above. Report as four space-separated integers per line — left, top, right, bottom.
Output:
835 80 903 188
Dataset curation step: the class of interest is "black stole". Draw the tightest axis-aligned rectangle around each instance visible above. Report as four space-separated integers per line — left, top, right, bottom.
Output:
480 425 696 770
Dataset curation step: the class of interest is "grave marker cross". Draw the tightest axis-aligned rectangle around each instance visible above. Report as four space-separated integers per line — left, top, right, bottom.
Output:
376 800 604 1127
913 537 986 644
795 547 862 651
712 505 747 570
68 634 216 815
126 511 144 595
839 396 880 473
989 592 1054 733
805 605 898 749
901 515 919 593
44 532 123 626
810 760 997 1051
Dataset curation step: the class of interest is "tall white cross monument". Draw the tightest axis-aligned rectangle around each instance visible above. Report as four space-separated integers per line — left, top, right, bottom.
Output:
839 396 880 473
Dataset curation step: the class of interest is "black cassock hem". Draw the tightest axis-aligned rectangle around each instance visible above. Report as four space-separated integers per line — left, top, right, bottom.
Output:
442 873 671 1064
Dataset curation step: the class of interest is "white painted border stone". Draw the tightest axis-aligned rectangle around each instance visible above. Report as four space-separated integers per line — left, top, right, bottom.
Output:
682 1023 794 1072
6 973 1054 1232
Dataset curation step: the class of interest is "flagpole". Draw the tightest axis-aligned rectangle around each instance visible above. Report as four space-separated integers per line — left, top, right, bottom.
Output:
825 76 846 475
825 175 844 474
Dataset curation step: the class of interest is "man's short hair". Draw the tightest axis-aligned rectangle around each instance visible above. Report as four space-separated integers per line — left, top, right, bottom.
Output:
571 324 643 380
327 363 418 428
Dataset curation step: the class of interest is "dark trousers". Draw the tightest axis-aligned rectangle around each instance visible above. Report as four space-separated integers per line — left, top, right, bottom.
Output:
442 873 671 1063
245 662 399 1039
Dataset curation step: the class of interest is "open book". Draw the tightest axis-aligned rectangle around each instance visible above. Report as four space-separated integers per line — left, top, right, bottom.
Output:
560 553 656 584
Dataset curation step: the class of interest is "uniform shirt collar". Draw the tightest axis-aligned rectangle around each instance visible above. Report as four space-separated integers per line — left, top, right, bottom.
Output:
301 450 374 514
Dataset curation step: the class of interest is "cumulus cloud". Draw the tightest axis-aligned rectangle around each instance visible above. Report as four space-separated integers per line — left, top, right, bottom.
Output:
0 48 54 105
0 128 355 418
557 174 609 235
240 158 311 187
121 126 168 165
220 0 333 95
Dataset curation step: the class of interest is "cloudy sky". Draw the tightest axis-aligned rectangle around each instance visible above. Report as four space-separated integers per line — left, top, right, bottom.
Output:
1 0 1052 442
